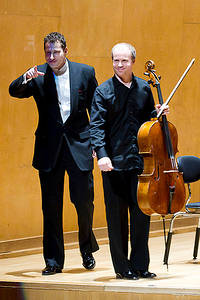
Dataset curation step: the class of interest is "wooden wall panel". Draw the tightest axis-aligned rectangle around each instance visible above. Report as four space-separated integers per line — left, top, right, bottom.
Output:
0 11 61 239
60 0 124 58
184 0 200 23
122 0 184 100
6 0 61 16
176 23 200 156
176 22 200 199
0 0 200 245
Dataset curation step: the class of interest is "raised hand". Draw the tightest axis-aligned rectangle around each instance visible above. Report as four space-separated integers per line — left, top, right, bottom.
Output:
25 66 45 80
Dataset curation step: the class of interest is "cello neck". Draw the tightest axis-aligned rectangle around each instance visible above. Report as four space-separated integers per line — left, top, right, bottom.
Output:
156 83 164 105
144 60 176 168
156 83 175 165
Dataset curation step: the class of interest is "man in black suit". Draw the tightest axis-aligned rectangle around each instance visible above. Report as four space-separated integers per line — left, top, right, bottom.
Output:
9 32 99 275
90 43 168 280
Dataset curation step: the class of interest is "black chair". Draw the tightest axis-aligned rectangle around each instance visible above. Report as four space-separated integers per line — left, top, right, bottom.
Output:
163 155 200 265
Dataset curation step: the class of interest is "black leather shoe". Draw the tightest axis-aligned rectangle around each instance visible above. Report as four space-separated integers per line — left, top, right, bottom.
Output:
42 265 62 275
82 252 96 270
116 270 139 280
136 270 157 278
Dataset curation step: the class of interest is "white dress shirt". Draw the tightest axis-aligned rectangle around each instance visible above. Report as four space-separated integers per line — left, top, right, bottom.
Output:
53 61 70 123
23 60 71 123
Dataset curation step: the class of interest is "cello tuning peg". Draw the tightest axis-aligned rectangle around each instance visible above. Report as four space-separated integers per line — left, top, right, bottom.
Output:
144 72 150 76
158 75 161 80
148 79 153 84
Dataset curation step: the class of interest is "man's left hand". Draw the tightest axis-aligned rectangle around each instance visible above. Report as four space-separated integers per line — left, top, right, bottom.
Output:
156 103 169 116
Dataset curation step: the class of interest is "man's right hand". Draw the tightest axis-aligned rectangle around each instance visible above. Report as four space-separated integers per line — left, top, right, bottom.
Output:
98 157 114 172
25 66 45 80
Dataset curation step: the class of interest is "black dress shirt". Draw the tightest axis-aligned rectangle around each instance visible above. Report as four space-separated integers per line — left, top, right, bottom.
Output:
90 74 156 172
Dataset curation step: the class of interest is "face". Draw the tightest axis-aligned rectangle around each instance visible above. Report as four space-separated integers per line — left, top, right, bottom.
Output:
112 45 135 82
44 41 68 70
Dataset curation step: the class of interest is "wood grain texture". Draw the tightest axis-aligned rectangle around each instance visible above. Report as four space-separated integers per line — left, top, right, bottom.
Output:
0 0 199 245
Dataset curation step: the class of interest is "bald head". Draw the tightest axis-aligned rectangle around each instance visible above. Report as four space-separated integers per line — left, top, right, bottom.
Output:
111 43 136 62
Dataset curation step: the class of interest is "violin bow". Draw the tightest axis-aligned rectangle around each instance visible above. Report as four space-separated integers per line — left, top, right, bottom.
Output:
157 58 195 118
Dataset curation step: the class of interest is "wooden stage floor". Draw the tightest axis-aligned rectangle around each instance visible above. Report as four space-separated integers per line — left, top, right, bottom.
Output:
1 231 200 300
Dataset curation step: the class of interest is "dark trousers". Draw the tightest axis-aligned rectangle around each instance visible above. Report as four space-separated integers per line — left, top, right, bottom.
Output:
102 170 150 274
39 141 99 269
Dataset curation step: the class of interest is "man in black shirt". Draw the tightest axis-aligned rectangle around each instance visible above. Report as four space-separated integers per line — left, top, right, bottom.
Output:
90 43 168 280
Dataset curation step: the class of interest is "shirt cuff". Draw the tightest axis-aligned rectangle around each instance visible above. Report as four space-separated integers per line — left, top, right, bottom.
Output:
22 73 32 84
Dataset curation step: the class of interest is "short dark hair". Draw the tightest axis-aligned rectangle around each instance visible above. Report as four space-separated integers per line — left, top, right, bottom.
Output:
44 32 66 50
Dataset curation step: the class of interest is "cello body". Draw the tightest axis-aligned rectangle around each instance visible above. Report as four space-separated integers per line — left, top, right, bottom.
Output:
137 118 185 216
137 60 186 216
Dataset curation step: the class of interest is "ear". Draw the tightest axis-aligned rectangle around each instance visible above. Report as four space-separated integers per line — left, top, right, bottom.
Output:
64 47 68 56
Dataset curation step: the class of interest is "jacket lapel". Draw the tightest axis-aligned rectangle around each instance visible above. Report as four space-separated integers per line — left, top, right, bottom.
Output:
68 60 79 115
44 65 63 123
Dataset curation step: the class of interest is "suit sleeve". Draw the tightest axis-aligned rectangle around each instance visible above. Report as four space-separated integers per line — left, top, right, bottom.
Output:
149 89 157 118
9 74 34 99
90 88 108 159
86 67 98 115
142 84 157 121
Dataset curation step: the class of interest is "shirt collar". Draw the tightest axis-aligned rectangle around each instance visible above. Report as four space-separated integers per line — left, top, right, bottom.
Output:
113 73 136 88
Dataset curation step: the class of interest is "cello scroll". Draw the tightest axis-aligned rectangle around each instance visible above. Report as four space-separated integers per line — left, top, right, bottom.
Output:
144 60 161 87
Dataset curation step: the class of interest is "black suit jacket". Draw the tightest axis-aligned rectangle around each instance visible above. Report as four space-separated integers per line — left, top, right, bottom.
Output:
9 60 98 171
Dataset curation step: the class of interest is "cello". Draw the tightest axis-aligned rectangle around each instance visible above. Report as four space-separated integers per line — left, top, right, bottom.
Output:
137 60 188 217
